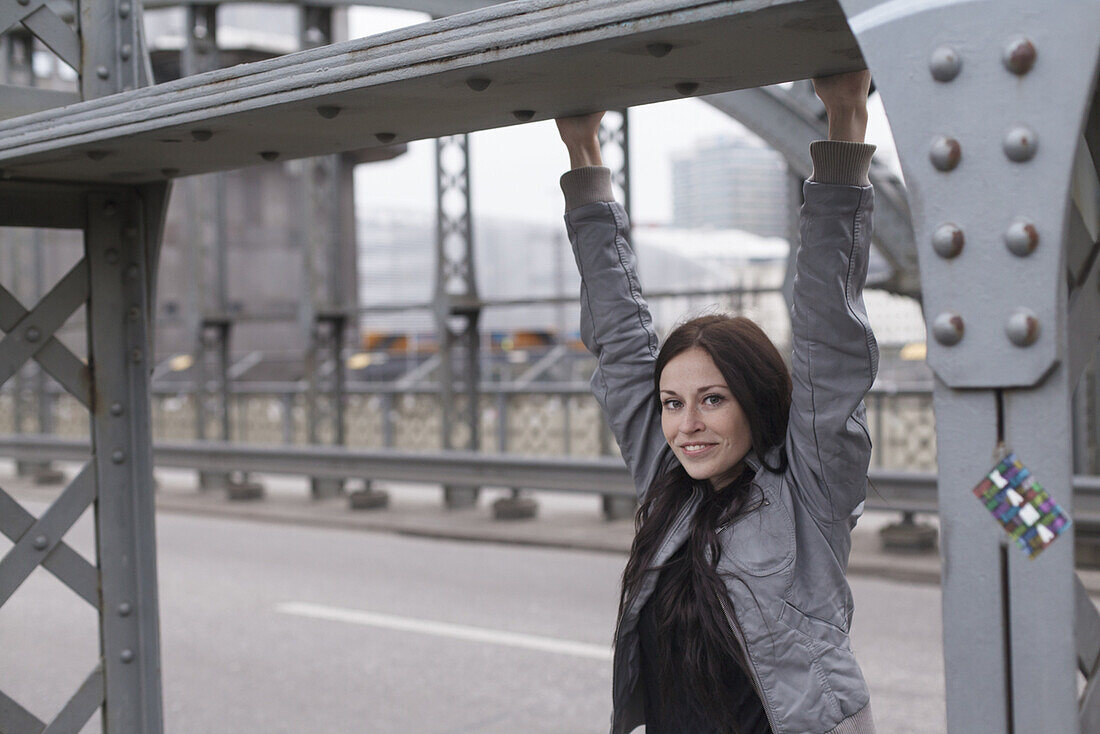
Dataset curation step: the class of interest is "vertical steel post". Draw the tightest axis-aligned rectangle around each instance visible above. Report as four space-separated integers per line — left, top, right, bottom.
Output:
434 134 482 508
301 5 349 499
839 1 1100 730
87 189 166 734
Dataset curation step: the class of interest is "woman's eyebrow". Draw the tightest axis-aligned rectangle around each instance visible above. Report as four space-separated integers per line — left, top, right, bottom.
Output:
659 384 728 395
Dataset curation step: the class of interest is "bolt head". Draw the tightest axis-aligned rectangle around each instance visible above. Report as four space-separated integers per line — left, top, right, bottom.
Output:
118 1 131 17
316 105 341 120
190 129 213 142
118 602 132 616
1004 221 1039 256
930 136 961 171
465 77 491 92
675 81 700 96
1003 37 1037 75
96 66 109 80
932 224 965 259
120 649 134 664
646 43 674 58
110 402 124 416
374 132 396 144
1006 309 1040 346
1003 127 1038 162
103 200 118 215
126 264 140 279
929 46 961 81
32 534 48 550
512 110 536 122
17 0 30 5
112 449 125 464
25 326 40 343
259 151 280 162
105 249 120 264
129 306 141 320
120 44 132 61
932 312 965 346
131 349 143 363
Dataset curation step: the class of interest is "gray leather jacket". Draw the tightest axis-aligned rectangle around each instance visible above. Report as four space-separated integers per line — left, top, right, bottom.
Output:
563 166 879 734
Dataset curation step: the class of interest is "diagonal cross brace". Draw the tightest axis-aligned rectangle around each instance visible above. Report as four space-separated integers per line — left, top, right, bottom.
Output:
0 463 95 608
1079 574 1100 728
41 662 105 734
0 260 91 407
0 688 45 734
0 483 98 606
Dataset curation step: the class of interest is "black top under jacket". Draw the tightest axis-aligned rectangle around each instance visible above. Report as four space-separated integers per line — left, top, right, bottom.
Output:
637 541 773 734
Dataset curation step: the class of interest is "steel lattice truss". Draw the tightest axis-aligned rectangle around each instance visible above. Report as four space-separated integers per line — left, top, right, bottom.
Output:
1 0 1099 732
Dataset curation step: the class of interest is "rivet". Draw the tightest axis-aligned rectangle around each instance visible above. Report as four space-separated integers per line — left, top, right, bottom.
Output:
161 168 179 178
1006 309 1040 346
466 78 491 92
120 44 132 61
112 449 125 464
1004 221 1039 256
32 535 48 550
1003 37 1036 75
674 81 699 95
930 136 961 171
131 349 143 363
106 249 120 264
126 264 139 279
304 27 325 45
316 105 341 119
118 1 131 17
190 129 213 142
118 602 132 616
120 649 134 664
25 326 40 342
932 312 964 346
259 151 280 162
1003 127 1037 162
512 110 535 122
96 66 109 79
374 132 396 143
88 150 109 161
123 225 138 240
17 0 30 5
929 46 961 81
931 224 965 259
646 43 674 58
110 402 124 416
129 306 141 320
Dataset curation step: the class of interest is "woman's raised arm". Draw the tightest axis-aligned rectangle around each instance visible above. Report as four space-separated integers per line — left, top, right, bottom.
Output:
556 113 670 501
785 70 880 527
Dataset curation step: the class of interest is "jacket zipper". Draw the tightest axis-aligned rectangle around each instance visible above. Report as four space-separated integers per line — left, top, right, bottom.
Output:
722 593 782 734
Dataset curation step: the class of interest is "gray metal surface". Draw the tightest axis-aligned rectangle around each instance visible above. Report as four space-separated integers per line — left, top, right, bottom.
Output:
0 0 863 187
86 189 166 733
840 0 1100 731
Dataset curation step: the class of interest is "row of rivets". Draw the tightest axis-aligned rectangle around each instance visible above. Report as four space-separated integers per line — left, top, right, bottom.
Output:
929 37 1041 350
931 220 1040 260
932 309 1040 348
929 38 1036 81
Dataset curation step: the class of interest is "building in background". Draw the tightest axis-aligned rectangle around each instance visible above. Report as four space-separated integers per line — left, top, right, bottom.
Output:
671 136 789 238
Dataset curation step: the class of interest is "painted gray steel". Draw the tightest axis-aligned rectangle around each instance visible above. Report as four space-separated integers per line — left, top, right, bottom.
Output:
0 0 862 185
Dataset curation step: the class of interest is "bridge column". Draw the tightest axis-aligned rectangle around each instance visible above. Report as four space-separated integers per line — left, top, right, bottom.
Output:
840 1 1100 730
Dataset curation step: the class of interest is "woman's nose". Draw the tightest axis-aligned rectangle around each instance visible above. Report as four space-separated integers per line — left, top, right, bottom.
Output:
679 407 704 433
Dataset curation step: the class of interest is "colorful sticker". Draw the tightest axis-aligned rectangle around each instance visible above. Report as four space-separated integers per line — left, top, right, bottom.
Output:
971 452 1071 559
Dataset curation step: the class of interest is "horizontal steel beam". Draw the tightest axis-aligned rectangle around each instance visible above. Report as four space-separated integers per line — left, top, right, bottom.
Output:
0 0 862 184
3 434 1099 519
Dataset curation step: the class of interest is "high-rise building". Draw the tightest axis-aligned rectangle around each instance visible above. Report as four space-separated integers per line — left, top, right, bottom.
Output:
671 136 790 237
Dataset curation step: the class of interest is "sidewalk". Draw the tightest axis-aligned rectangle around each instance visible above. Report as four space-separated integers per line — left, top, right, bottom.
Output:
7 460 1098 592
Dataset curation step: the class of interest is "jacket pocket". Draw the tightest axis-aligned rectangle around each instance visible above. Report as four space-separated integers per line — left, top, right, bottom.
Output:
778 599 849 651
720 486 796 577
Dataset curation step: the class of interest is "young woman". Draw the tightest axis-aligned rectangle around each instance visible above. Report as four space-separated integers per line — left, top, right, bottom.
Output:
555 70 878 734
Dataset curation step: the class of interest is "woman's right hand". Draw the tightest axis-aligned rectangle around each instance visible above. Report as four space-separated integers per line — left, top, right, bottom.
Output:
556 112 605 169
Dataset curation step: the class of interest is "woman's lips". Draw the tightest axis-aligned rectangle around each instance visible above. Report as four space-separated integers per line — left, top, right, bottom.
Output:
679 442 717 458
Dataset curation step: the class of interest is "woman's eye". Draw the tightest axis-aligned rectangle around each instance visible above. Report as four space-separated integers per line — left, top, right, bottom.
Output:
703 394 724 406
662 399 681 410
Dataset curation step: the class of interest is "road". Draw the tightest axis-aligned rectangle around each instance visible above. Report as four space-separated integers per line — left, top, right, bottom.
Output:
2 501 945 733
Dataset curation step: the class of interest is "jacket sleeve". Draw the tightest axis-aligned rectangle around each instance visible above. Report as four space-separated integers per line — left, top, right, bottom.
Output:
562 168 670 500
786 146 879 525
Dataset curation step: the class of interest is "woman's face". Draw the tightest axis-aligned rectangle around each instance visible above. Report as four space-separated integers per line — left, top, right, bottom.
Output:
659 347 752 489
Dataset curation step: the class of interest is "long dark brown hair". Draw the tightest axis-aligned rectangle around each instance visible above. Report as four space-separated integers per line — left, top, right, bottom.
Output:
619 314 792 732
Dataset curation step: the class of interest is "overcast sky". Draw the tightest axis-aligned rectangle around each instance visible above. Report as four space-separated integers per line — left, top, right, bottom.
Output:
347 7 901 228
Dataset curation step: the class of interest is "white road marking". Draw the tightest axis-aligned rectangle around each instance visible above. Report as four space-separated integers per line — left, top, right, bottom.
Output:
275 601 613 661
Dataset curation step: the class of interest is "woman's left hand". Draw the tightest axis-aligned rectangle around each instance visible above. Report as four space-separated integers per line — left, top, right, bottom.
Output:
812 70 871 143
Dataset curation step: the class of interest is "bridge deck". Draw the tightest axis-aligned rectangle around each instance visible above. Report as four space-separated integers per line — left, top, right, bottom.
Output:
0 0 860 184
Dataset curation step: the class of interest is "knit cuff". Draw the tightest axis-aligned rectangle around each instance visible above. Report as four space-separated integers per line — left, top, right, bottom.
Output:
560 166 615 211
809 141 876 186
